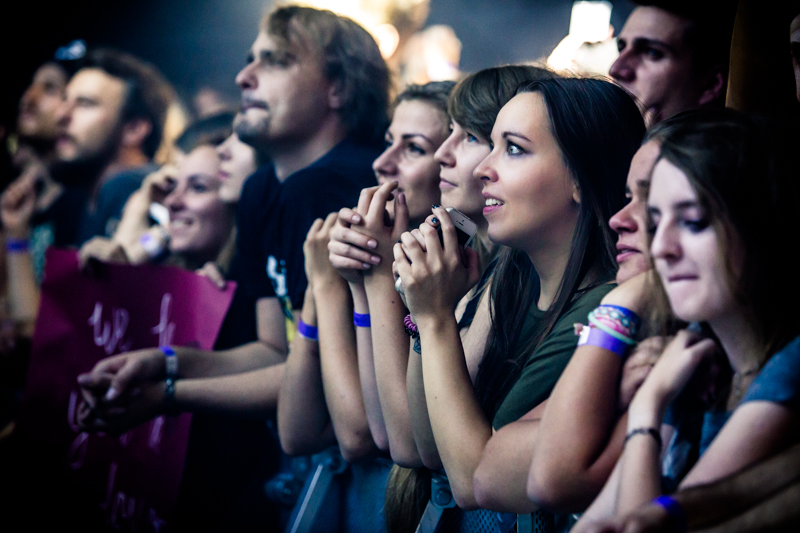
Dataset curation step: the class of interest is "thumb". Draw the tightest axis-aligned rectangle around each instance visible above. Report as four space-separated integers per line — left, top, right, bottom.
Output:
393 192 409 237
105 361 140 401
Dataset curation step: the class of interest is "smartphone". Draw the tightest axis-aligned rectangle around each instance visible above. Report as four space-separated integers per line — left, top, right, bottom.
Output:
439 207 477 247
395 208 477 295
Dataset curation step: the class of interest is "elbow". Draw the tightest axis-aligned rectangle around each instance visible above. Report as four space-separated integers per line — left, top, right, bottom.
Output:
372 430 390 453
419 450 444 471
279 432 315 457
526 461 593 514
472 468 497 511
451 479 480 511
389 443 424 468
337 431 378 463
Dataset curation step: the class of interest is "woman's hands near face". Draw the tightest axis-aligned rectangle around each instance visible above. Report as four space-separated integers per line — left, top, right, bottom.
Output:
618 337 665 412
601 270 657 316
304 212 345 288
393 206 481 323
629 329 718 422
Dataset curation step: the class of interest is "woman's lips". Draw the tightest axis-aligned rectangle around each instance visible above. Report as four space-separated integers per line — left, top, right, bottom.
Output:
439 178 456 189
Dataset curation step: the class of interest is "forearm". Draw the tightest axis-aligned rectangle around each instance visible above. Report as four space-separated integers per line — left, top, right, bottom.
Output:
616 406 665 515
174 363 287 416
5 249 40 333
699 481 800 533
363 272 420 466
528 346 626 512
677 442 800 530
473 419 540 513
418 313 491 509
175 341 286 379
351 283 388 451
407 347 442 469
316 281 377 462
278 288 333 456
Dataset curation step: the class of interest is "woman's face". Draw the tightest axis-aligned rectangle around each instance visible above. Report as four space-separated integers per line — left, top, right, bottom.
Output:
165 145 233 261
372 99 447 225
648 158 741 323
474 92 579 251
216 133 257 202
435 121 491 220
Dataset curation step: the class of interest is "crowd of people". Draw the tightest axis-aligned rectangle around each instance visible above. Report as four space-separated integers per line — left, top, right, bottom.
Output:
1 1 800 532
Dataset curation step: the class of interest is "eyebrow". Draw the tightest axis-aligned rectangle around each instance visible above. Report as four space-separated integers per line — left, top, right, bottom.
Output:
400 133 434 144
628 36 678 55
502 131 531 142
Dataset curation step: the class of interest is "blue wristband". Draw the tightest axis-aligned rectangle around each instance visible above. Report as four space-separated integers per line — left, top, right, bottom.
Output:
160 346 178 379
353 312 371 328
578 325 632 357
6 238 29 253
653 495 687 532
297 319 318 342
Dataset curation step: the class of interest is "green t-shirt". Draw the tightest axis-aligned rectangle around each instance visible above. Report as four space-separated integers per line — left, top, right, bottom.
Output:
492 283 615 429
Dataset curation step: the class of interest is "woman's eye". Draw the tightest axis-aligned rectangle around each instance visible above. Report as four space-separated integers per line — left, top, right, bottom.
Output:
408 143 426 156
466 133 479 144
682 218 710 233
506 142 523 156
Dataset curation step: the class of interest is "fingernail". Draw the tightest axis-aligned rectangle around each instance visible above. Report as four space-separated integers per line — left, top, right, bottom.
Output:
398 193 406 205
362 263 371 268
432 204 440 209
77 374 89 384
367 239 377 249
371 256 381 264
431 217 439 224
105 387 118 401
352 214 361 223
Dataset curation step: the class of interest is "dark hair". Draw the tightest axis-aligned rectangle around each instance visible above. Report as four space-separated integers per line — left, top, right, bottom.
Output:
263 5 391 145
384 466 431 533
448 65 557 142
395 80 455 116
80 48 174 158
174 111 235 154
653 109 800 359
475 77 646 417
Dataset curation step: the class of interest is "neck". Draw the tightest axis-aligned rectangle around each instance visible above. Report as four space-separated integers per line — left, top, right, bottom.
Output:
526 239 573 311
709 311 762 374
92 147 149 202
270 118 347 182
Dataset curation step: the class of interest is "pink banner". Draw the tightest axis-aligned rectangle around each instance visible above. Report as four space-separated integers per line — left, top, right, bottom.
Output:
16 248 236 531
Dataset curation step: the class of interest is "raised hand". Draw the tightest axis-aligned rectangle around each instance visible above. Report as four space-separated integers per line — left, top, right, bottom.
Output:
393 206 480 323
0 167 41 238
304 212 346 288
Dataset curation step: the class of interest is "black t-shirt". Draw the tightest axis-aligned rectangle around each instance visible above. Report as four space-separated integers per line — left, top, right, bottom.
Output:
229 137 381 315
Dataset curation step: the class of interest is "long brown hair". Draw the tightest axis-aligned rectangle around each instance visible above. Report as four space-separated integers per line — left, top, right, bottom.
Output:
475 78 646 418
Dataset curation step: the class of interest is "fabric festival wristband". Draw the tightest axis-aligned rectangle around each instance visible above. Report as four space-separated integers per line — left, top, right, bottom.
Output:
298 319 318 342
161 346 178 379
588 316 636 345
652 495 687 533
353 312 371 328
6 238 29 253
625 427 663 449
578 325 631 357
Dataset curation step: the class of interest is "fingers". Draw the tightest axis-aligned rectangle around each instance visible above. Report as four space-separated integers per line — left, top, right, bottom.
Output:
338 206 362 226
365 182 398 223
409 229 427 251
400 230 429 266
356 186 380 217
328 240 380 267
196 262 226 289
431 206 458 252
392 192 409 236
331 223 378 251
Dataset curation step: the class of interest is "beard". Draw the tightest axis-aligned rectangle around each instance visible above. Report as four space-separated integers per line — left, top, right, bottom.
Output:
234 113 272 153
50 140 119 187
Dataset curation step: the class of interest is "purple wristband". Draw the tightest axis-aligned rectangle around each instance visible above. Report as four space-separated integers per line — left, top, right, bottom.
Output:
353 312 371 328
297 319 318 342
6 238 29 253
653 495 687 532
577 325 630 357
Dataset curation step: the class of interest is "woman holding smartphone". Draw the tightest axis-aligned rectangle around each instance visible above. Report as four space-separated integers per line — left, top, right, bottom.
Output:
393 77 644 529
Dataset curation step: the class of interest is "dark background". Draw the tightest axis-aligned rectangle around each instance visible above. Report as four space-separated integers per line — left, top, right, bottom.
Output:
1 0 636 127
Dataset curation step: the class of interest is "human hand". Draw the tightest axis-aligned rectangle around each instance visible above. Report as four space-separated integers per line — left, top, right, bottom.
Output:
78 237 129 272
328 206 380 285
618 337 665 412
78 377 166 434
77 348 166 403
601 271 657 317
629 329 717 424
113 166 177 252
393 206 481 323
196 261 226 289
0 168 41 238
358 182 410 279
304 212 346 288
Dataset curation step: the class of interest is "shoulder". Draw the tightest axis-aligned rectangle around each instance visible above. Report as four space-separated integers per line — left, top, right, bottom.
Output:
742 335 800 408
555 282 616 329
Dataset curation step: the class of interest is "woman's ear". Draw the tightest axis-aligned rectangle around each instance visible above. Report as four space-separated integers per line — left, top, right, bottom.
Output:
572 182 581 204
328 80 344 110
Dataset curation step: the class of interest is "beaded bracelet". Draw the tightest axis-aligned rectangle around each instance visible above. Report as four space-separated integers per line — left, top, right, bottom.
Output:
297 319 319 342
652 495 687 532
577 325 631 357
164 377 178 416
404 314 419 339
625 427 662 449
6 238 29 253
592 305 641 336
353 312 371 328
